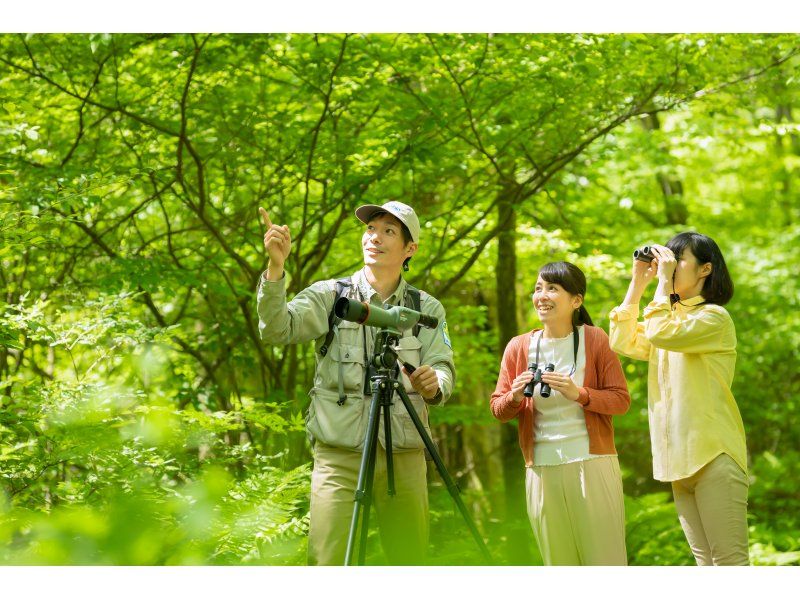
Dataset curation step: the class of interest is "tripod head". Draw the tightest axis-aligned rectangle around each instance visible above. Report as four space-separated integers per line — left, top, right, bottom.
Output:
371 328 402 371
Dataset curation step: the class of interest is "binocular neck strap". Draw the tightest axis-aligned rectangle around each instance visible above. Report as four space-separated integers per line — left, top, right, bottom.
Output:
535 330 542 366
570 325 579 375
535 325 580 376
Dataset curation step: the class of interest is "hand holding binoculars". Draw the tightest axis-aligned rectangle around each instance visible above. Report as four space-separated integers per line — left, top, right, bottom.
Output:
633 246 655 264
524 362 556 398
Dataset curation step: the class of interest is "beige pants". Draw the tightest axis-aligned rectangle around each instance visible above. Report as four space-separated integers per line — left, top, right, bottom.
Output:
671 453 749 566
307 442 428 565
525 456 627 565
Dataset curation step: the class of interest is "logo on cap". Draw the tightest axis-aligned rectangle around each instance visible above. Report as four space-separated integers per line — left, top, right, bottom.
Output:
355 201 420 244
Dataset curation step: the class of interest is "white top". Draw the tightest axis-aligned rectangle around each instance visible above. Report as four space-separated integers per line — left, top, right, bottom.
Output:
529 326 599 466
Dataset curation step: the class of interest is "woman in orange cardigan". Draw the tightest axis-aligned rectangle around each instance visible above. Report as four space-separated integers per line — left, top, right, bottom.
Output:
491 262 631 565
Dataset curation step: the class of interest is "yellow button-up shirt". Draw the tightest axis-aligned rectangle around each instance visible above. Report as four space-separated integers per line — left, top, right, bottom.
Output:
608 295 747 482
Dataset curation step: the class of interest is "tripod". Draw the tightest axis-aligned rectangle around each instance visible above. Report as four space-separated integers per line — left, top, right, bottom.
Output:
344 328 492 565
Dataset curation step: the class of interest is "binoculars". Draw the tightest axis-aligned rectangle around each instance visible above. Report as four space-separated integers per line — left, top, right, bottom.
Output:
523 362 556 398
633 246 655 263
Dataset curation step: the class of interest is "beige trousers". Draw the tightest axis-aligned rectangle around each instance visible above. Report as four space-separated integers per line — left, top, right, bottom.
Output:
307 442 428 566
525 456 627 565
671 453 750 566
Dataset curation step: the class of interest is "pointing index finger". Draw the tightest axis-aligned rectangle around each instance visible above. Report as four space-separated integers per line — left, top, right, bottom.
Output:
259 207 272 229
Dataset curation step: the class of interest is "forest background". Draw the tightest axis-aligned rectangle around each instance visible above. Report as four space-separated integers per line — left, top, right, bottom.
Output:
1 32 799 566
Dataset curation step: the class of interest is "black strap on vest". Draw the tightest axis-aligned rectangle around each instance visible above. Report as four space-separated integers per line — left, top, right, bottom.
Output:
319 278 353 357
407 284 422 337
318 277 422 357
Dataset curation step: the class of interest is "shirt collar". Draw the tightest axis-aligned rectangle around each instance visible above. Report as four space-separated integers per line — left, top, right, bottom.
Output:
676 294 706 309
353 268 406 305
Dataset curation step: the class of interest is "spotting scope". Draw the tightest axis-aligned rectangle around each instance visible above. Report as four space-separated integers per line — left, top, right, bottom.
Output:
334 297 439 332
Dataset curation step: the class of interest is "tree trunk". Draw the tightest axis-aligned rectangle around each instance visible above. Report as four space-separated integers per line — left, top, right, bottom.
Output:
494 188 534 564
775 103 798 226
641 113 689 226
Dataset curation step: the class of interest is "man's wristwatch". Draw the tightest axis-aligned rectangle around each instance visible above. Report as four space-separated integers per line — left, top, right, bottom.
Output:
426 388 444 404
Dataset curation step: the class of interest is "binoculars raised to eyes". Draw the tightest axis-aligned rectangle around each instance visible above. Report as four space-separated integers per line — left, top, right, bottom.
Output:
633 246 655 263
524 362 556 398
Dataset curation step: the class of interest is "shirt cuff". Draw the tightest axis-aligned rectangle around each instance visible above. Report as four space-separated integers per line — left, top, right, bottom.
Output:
643 296 671 318
424 388 444 405
260 269 287 287
609 303 639 321
576 387 590 406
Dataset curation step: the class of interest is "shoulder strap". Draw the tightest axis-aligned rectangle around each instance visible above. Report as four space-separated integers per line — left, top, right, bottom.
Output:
319 277 353 356
405 283 422 337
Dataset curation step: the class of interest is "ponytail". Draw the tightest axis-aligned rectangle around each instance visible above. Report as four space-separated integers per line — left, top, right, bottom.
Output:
539 261 594 327
573 304 594 327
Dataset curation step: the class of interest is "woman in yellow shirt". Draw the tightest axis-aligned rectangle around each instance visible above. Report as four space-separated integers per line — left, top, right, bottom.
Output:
608 232 748 565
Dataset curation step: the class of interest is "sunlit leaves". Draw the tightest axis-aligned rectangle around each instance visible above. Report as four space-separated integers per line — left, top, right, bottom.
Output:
2 32 800 565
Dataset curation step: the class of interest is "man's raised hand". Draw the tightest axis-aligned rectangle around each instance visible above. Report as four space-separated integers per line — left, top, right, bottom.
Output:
260 207 291 279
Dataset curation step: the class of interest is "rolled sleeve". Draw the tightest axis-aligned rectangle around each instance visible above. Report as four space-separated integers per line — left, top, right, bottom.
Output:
256 271 334 346
644 301 736 353
490 339 525 423
608 302 651 361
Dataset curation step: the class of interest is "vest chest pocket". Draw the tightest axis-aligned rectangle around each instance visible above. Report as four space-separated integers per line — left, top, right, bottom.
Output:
335 319 362 345
327 342 365 394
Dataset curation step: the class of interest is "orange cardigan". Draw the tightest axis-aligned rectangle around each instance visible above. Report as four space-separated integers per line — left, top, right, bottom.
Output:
490 325 631 467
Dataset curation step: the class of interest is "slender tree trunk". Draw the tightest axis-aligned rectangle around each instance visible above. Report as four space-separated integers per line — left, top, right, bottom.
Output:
494 189 534 564
0 346 8 400
641 113 689 226
775 103 798 226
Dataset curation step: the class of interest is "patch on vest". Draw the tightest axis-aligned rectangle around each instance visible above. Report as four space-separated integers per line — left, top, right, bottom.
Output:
441 321 452 348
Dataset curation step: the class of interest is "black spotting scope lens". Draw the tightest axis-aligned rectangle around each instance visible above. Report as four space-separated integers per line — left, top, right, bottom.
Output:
334 297 369 323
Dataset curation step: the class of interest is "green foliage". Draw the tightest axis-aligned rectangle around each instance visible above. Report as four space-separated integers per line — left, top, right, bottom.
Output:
2 33 799 565
0 371 310 564
747 451 800 565
624 492 694 565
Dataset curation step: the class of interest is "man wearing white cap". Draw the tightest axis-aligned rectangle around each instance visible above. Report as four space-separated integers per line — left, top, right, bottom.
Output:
256 200 455 565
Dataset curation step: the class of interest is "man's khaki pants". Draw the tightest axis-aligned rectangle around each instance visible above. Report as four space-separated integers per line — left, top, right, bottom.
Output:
525 456 627 565
671 453 750 566
307 441 428 565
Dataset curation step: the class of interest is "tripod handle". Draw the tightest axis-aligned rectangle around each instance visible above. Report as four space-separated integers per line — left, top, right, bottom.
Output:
417 313 439 330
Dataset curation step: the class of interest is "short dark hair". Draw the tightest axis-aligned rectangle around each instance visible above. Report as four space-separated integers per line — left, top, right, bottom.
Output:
666 232 734 305
537 261 594 326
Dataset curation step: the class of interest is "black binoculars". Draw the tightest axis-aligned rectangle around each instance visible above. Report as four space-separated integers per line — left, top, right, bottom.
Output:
633 246 655 263
523 362 556 398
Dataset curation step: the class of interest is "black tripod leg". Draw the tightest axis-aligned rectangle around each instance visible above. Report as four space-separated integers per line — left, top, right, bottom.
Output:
393 383 494 564
344 383 383 566
357 414 379 566
383 392 396 496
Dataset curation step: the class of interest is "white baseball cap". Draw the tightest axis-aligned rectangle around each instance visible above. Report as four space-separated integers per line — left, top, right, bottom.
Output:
355 201 420 244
